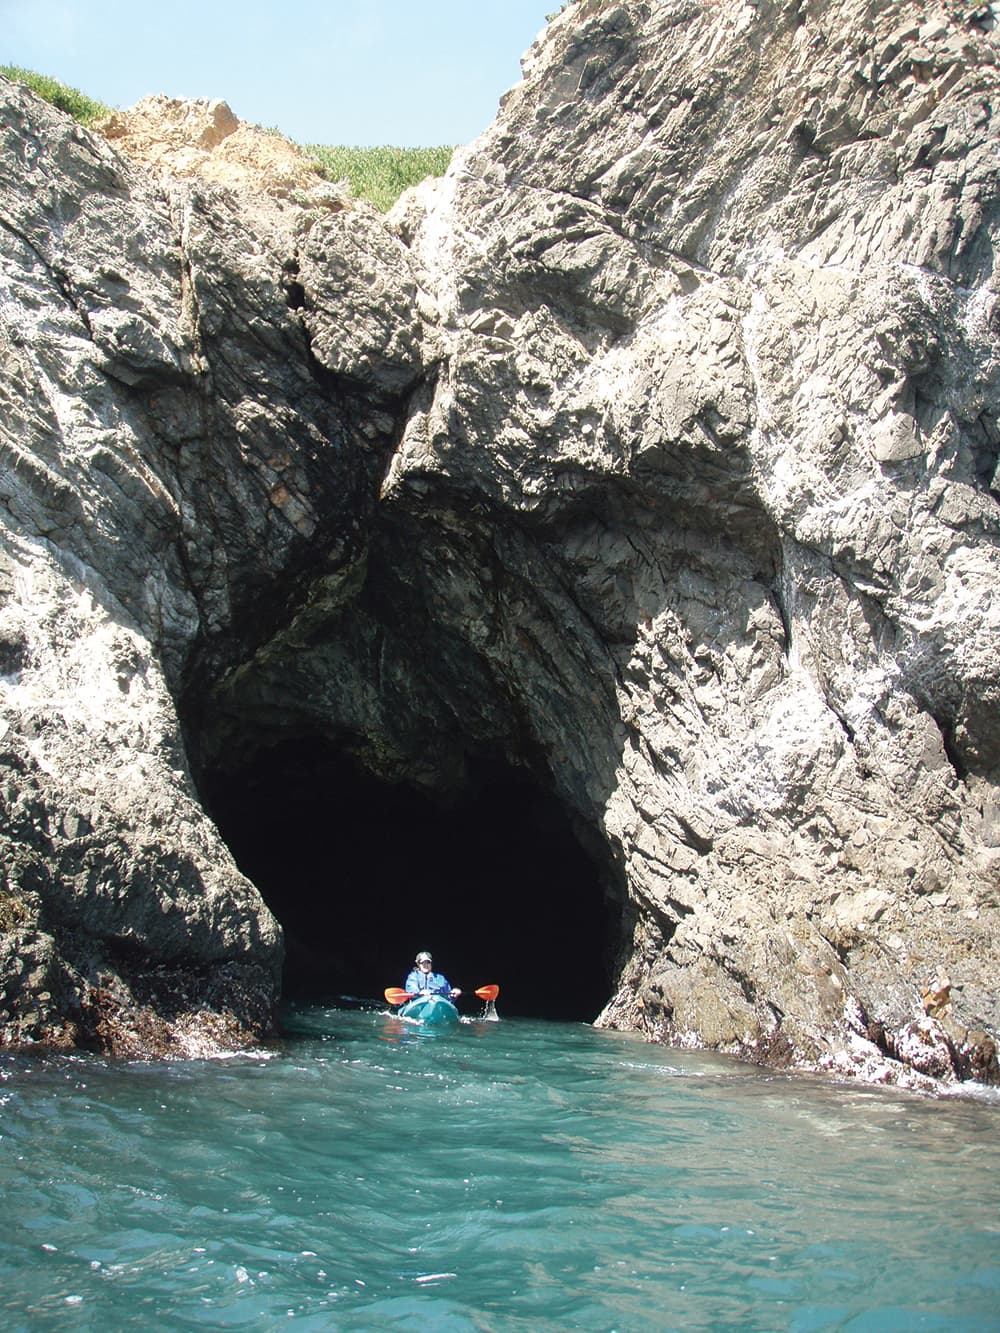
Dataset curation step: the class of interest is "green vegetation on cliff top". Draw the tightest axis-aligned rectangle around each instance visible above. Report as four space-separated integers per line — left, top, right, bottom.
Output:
0 65 452 211
301 143 453 213
1 64 111 125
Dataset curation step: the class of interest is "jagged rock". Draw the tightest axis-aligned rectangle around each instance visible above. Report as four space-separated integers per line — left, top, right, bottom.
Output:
97 94 348 207
378 0 1000 1083
891 1015 958 1080
0 73 423 1053
1 0 999 1085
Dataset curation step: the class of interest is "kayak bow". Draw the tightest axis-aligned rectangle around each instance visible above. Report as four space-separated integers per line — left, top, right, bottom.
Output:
398 993 460 1026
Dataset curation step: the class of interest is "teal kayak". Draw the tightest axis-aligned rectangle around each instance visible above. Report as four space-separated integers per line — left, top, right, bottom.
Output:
399 994 460 1026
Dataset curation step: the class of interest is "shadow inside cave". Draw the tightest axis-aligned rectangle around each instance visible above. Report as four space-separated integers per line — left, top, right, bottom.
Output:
199 739 614 1023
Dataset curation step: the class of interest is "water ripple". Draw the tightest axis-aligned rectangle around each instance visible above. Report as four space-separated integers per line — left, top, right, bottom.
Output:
2 1010 999 1331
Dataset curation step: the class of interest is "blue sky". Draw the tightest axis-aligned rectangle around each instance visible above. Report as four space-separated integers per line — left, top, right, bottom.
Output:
0 0 556 146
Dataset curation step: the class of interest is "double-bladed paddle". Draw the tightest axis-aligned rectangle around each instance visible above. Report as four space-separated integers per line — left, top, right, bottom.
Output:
383 984 500 1005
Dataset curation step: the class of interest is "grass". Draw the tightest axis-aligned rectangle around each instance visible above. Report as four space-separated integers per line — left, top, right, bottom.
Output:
0 64 110 126
303 144 454 212
0 65 453 211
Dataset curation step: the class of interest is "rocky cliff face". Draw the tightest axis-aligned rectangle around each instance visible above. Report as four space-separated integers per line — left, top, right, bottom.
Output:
1 0 998 1087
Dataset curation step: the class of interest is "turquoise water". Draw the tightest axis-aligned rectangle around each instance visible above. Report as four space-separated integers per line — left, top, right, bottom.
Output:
2 1006 999 1332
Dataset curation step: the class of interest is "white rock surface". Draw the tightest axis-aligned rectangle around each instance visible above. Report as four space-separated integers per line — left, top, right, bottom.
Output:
0 0 998 1081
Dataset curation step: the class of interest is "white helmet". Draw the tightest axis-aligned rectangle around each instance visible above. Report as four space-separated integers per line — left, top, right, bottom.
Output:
415 951 432 963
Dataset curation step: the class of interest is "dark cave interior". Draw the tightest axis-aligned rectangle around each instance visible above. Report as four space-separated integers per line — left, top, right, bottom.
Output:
201 738 616 1023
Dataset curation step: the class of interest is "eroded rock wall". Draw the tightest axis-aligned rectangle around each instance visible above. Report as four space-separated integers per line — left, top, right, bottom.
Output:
377 0 1000 1087
1 0 998 1086
0 78 426 1052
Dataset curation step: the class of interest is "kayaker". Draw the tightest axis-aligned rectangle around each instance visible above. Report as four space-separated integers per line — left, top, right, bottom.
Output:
405 951 462 999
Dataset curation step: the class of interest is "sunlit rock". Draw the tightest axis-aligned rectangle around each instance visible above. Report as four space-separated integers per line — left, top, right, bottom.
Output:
0 0 998 1083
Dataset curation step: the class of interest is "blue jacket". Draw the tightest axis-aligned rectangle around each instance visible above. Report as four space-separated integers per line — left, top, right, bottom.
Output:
405 968 454 996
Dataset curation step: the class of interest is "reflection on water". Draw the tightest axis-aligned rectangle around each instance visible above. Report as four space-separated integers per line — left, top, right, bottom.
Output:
1 1006 998 1331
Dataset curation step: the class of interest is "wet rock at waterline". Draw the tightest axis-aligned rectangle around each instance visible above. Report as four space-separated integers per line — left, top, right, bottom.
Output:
1 0 999 1087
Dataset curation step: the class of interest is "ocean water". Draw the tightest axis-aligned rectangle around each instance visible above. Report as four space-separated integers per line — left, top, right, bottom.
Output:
1 1005 999 1332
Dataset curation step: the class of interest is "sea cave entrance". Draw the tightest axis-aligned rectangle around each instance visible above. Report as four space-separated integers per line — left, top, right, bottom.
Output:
200 738 615 1022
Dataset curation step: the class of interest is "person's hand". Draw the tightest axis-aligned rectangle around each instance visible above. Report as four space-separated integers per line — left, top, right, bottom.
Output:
450 988 462 998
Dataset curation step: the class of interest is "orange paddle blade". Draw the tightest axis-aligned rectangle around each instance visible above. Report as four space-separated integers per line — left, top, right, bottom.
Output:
384 987 409 1005
475 984 499 1001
